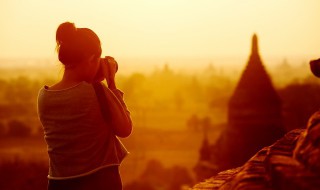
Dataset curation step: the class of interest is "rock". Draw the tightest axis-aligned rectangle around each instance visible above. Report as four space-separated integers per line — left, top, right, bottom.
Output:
192 128 320 190
294 111 320 175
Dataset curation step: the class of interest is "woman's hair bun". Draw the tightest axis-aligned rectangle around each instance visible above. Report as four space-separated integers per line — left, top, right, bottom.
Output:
55 21 101 66
56 22 77 45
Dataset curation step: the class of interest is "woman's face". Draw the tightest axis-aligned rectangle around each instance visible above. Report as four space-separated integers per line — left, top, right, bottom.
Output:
82 55 101 83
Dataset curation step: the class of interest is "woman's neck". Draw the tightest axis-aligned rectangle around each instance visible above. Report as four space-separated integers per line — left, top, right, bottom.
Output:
49 67 85 90
62 68 84 83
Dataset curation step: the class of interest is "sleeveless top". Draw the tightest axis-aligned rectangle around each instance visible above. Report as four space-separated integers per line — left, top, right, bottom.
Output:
37 81 131 180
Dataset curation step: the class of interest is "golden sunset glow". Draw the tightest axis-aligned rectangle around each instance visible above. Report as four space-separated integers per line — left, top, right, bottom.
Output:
1 0 319 68
2 1 320 189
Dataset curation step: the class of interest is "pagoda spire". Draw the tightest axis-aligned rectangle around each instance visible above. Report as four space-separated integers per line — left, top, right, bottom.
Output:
251 33 259 56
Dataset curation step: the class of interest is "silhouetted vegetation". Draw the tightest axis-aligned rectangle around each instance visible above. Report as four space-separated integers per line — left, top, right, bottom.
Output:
0 60 317 189
0 121 6 136
124 159 193 190
7 119 31 137
279 81 320 131
186 114 213 132
0 159 48 190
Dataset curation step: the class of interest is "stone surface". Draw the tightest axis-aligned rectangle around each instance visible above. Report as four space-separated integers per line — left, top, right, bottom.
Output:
294 111 320 175
192 128 320 190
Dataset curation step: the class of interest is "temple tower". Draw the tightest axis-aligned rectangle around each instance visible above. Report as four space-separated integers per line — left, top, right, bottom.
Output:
195 34 286 176
226 34 285 166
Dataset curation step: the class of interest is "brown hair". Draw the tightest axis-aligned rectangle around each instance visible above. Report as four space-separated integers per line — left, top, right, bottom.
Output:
56 22 102 67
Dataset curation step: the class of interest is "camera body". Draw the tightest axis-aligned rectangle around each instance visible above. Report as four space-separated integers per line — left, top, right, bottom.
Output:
94 56 118 82
310 58 320 78
101 57 118 72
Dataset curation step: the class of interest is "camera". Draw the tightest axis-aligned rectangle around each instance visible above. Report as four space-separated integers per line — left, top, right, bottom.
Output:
310 58 320 78
101 57 118 72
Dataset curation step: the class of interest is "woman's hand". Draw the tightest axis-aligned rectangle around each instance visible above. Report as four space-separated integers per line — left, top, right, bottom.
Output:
101 56 118 89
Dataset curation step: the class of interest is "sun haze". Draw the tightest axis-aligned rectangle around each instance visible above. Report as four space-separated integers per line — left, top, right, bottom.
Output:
0 0 319 68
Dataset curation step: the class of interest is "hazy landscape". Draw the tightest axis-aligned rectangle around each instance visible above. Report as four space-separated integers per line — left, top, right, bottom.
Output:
1 0 320 189
0 55 319 189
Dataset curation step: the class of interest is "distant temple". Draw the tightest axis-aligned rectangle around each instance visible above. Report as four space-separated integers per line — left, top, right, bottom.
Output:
226 33 285 166
194 34 285 181
194 130 217 182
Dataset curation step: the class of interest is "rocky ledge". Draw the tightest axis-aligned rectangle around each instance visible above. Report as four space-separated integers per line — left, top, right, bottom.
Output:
193 112 320 190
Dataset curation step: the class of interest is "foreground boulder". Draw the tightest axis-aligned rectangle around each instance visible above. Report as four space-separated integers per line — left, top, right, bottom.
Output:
193 112 320 190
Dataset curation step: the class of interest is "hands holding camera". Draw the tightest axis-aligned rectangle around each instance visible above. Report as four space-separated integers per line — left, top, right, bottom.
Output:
95 56 118 89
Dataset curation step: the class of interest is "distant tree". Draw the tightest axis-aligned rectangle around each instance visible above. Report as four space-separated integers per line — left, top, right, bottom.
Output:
4 76 34 104
0 159 48 190
201 116 211 132
140 159 168 187
174 90 184 110
127 159 193 190
127 73 146 90
187 114 200 131
122 73 146 102
162 64 173 76
0 121 6 136
0 79 8 100
124 181 155 190
279 83 320 131
168 166 194 190
188 76 204 102
7 119 31 137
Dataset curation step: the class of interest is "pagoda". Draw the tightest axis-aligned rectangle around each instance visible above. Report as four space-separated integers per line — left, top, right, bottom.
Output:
210 34 285 172
224 34 285 168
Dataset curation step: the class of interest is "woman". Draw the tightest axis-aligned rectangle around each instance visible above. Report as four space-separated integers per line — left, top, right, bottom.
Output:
37 22 132 190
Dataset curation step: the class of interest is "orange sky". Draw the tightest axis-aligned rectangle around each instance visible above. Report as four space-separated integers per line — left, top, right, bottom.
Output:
0 0 319 68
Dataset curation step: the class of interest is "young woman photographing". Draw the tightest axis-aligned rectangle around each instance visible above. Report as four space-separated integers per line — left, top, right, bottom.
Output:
37 22 132 190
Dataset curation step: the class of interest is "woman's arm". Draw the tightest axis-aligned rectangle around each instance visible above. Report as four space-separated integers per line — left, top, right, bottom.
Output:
100 56 132 138
103 84 132 138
